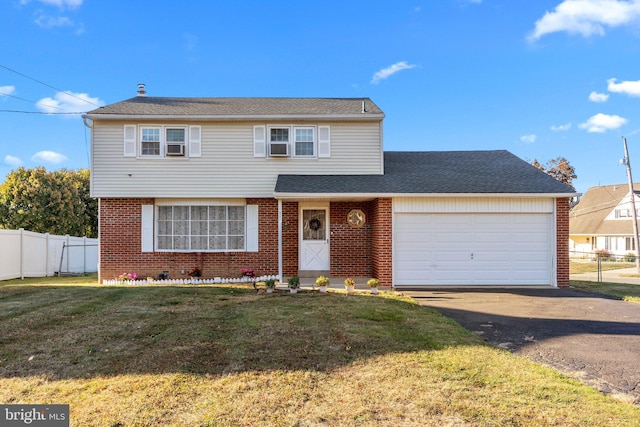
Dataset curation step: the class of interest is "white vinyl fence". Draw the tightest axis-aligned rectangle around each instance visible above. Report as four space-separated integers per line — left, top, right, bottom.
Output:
0 228 98 281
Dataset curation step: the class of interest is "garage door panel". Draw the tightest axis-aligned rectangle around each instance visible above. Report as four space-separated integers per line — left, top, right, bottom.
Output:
394 213 552 286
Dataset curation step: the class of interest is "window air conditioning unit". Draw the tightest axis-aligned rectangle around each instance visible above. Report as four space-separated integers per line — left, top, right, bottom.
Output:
269 142 289 157
166 143 185 156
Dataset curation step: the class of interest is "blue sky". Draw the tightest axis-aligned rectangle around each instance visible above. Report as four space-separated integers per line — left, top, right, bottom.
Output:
2 0 640 194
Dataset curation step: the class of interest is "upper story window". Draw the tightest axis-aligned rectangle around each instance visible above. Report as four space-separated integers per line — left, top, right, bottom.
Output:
130 125 197 158
615 209 632 218
141 128 160 156
266 125 316 158
294 127 315 157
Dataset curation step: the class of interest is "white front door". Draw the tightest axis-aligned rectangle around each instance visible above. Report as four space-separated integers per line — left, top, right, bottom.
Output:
300 205 330 271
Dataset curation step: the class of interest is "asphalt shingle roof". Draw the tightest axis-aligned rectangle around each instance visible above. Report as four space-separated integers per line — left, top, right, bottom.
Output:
275 150 576 195
86 97 384 117
570 183 640 235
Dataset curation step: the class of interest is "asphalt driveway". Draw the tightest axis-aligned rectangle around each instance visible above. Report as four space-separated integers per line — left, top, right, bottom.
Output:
404 288 640 405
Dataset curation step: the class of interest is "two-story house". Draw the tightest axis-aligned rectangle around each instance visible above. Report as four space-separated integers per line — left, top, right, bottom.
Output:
570 183 640 257
84 85 576 287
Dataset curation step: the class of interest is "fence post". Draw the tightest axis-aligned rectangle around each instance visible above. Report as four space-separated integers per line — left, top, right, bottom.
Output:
597 255 602 282
66 235 70 274
19 228 24 280
83 236 87 274
45 233 50 277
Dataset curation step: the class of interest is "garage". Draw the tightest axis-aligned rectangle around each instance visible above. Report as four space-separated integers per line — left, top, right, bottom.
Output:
393 198 555 287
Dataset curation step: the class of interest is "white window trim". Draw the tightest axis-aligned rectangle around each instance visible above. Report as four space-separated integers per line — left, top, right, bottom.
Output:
292 126 317 158
138 125 189 159
266 125 318 159
154 204 248 253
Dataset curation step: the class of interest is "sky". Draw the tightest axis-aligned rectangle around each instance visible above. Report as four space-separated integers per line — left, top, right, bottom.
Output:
2 0 640 194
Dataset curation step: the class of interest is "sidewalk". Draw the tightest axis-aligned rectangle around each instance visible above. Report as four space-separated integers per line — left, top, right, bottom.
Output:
571 267 640 285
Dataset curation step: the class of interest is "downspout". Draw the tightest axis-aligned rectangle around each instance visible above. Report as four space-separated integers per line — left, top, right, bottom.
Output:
278 199 283 283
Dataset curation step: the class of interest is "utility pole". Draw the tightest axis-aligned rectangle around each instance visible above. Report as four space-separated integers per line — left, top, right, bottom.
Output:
622 136 640 274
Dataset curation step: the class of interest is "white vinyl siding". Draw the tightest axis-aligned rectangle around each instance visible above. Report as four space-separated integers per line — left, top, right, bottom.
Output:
93 121 382 198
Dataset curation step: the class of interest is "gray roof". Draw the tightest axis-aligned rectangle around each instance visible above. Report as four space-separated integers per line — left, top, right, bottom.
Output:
85 96 384 118
275 150 576 195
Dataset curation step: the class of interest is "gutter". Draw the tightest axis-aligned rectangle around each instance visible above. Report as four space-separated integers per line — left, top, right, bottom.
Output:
82 113 385 121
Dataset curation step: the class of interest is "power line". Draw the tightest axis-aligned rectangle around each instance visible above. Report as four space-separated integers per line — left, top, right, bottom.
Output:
0 63 103 107
0 109 86 115
0 90 68 112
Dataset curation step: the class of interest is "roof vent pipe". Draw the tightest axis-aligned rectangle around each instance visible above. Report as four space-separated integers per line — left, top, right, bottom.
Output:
361 100 366 113
137 83 147 96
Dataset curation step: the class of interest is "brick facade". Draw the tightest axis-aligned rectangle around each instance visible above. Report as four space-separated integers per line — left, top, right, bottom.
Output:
371 198 393 287
282 201 299 277
556 197 570 287
100 196 563 288
98 198 279 281
329 202 373 277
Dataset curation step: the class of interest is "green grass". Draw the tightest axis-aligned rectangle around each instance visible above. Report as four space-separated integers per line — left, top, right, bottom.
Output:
571 280 640 304
570 261 636 275
1 276 639 426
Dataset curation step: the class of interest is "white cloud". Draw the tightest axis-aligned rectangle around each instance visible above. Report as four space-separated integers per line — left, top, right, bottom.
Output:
35 14 73 29
551 123 572 131
4 155 23 167
520 134 537 143
22 0 83 8
528 0 640 41
579 113 627 132
31 151 67 164
589 91 609 102
607 78 640 96
371 61 416 85
36 91 104 114
0 85 16 97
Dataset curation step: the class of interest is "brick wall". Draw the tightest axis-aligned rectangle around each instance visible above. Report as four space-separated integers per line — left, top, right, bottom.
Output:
371 198 393 287
556 197 570 287
282 201 298 276
99 198 279 281
329 202 373 276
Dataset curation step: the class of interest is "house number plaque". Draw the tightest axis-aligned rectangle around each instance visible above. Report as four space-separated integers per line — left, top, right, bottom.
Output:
347 209 366 228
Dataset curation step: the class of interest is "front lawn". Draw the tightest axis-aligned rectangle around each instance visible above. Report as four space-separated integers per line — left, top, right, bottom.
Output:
1 277 638 426
571 280 640 304
570 260 636 275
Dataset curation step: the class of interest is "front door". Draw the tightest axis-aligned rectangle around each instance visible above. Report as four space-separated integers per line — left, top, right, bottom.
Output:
300 205 330 271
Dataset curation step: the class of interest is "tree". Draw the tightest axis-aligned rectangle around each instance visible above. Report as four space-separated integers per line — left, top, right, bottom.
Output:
532 157 577 189
0 167 97 237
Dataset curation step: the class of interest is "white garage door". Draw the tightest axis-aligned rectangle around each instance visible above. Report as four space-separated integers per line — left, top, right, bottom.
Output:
394 213 553 286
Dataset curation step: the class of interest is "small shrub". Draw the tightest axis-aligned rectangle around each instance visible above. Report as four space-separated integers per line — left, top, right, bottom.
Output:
287 276 300 289
626 252 636 262
315 276 330 287
594 249 611 260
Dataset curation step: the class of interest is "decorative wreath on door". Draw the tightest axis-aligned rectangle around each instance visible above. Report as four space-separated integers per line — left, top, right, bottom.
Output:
308 218 322 231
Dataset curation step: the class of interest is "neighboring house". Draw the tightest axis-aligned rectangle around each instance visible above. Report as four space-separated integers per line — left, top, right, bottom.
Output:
84 85 576 287
569 183 640 257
